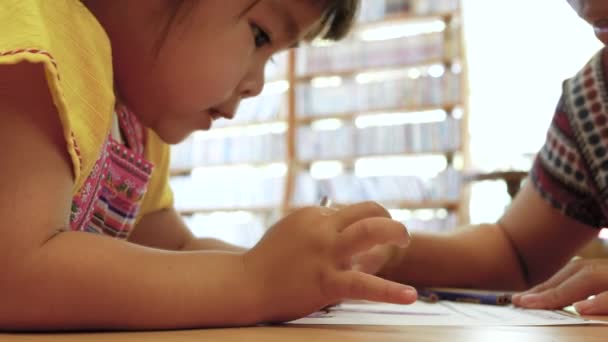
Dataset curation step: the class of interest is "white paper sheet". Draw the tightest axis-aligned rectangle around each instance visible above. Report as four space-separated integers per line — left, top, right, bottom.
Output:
289 301 607 326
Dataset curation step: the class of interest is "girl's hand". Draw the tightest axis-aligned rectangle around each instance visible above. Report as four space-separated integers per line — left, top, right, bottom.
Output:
244 202 416 323
512 258 608 315
351 244 400 275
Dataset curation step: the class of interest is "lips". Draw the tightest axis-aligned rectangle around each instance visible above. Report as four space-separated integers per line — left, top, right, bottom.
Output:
594 19 608 44
208 107 236 121
208 109 228 121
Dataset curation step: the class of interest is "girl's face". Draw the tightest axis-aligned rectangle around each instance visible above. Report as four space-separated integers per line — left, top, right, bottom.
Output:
567 0 608 45
85 0 326 144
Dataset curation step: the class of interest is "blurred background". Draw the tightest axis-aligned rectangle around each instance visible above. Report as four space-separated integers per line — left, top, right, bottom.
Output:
169 0 607 254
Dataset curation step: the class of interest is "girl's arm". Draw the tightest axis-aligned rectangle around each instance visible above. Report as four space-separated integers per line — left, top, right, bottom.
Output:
1 63 415 331
4 233 261 330
0 63 258 330
128 208 246 253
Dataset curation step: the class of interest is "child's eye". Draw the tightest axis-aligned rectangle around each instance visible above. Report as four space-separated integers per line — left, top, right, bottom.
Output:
251 24 272 48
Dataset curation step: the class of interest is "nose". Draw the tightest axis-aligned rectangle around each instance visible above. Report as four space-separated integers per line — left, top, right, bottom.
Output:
238 62 265 99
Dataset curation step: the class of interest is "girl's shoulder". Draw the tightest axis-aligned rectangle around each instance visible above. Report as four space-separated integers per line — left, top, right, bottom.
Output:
0 0 115 193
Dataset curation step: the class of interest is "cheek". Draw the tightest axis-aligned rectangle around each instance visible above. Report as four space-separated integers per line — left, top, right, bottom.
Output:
159 64 236 111
154 41 250 113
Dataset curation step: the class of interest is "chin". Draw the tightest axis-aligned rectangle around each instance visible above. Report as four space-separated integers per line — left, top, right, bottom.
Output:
151 119 212 145
154 127 193 145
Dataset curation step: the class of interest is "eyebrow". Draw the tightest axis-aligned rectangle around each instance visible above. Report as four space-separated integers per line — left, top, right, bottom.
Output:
267 0 302 48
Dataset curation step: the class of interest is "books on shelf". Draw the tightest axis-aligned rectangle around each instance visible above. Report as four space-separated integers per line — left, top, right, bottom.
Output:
296 69 461 117
212 92 286 128
291 167 461 206
170 129 287 169
358 0 459 23
356 116 461 156
170 171 285 211
296 0 463 77
358 0 411 22
297 117 461 161
297 124 357 161
296 32 444 77
291 167 460 234
264 51 288 81
169 114 462 170
409 0 460 17
182 212 277 248
210 51 288 129
180 205 457 249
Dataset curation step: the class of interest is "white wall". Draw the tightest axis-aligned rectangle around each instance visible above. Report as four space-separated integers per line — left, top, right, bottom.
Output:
463 0 604 224
463 0 602 170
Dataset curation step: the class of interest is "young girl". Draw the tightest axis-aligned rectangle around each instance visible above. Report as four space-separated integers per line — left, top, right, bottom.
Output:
0 0 416 330
358 0 608 316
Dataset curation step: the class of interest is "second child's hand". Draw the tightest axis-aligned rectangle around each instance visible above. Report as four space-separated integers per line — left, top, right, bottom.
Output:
243 201 416 323
512 258 608 315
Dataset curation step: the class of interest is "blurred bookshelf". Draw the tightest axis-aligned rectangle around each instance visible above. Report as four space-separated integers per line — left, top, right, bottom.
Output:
169 0 469 246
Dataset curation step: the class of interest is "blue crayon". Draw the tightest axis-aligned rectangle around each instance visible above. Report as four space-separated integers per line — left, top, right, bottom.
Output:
418 287 513 306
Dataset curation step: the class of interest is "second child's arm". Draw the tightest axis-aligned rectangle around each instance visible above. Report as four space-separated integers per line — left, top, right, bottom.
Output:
378 181 598 290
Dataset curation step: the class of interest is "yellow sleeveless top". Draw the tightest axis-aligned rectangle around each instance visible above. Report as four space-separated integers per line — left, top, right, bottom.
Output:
0 0 173 223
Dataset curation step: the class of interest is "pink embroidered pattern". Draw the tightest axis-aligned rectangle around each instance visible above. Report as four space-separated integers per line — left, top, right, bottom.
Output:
70 106 154 239
1 48 153 238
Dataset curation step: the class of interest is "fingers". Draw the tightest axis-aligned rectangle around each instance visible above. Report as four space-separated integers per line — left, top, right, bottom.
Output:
328 270 417 304
574 291 608 315
329 202 392 232
512 260 585 305
514 264 608 310
336 217 409 257
352 245 393 274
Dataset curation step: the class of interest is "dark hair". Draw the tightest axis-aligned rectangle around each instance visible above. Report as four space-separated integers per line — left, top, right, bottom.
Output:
164 1 360 43
306 0 359 41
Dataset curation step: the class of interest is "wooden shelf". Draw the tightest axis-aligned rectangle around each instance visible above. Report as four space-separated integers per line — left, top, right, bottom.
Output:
265 75 288 83
383 199 459 210
297 103 460 125
356 11 455 31
170 168 194 177
178 198 458 217
170 160 286 177
290 199 459 212
295 57 454 83
178 206 280 216
211 117 286 131
298 150 459 168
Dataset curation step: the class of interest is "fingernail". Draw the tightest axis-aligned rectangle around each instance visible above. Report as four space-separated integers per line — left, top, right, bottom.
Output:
519 294 542 308
574 300 593 314
511 293 522 301
402 287 417 299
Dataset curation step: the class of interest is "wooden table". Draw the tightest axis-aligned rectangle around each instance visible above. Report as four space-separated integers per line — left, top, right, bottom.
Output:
2 321 607 342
